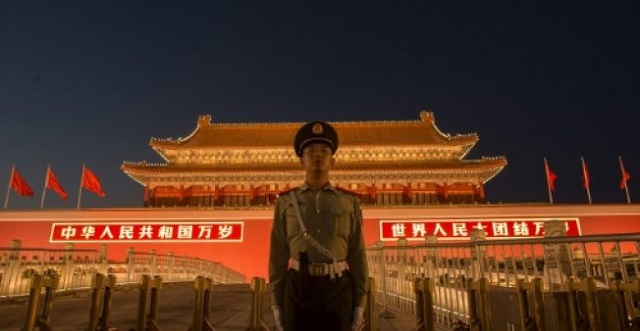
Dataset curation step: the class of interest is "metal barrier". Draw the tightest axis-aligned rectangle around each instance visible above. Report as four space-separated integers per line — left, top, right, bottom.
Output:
87 273 117 331
23 272 59 331
191 275 215 331
135 274 163 331
366 230 640 330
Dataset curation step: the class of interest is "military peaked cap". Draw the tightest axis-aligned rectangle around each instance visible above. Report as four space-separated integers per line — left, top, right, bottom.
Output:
293 121 339 157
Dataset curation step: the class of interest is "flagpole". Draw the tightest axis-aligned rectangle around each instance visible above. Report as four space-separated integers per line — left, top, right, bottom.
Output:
40 165 50 209
544 157 554 204
619 156 631 204
4 165 15 209
581 157 592 205
77 164 85 209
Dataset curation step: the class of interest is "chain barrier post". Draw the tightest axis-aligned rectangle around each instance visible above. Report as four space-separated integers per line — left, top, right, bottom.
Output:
246 277 267 331
414 277 436 331
466 277 491 331
87 273 117 331
414 277 426 330
135 274 163 331
23 272 59 331
421 278 435 331
191 275 215 331
566 277 601 331
147 275 163 331
516 278 546 331
363 277 377 331
611 279 640 329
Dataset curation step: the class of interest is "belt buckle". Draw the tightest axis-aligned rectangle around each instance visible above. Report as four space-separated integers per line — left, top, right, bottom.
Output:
311 264 325 276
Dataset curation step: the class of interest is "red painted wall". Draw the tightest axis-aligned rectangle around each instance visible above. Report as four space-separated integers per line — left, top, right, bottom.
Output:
2 204 640 280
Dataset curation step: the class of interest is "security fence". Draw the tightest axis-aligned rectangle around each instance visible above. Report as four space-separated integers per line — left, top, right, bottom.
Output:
0 240 246 298
367 223 640 330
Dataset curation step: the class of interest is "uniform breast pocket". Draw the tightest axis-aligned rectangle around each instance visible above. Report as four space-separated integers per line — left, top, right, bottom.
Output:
285 208 302 237
330 206 352 237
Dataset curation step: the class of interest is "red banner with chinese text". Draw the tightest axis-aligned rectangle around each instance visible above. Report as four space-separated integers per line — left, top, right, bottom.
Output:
50 222 244 242
379 218 580 241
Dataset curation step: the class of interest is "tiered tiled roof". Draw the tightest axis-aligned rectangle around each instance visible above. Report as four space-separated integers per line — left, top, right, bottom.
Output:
122 111 506 187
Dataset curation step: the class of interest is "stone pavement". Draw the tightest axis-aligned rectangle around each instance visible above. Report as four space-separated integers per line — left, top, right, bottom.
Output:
0 282 417 330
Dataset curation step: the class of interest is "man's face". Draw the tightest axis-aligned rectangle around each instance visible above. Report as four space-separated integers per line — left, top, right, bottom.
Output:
300 143 335 172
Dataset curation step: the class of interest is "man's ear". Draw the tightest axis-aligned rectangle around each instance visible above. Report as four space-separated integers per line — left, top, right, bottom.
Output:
299 157 305 166
330 156 336 168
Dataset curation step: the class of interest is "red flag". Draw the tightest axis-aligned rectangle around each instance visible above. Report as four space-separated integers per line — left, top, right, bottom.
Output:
82 167 105 197
620 158 631 190
46 168 68 200
10 168 34 197
581 158 590 189
544 158 557 192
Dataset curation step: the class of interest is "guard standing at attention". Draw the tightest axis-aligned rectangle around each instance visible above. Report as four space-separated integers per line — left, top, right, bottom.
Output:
269 121 369 331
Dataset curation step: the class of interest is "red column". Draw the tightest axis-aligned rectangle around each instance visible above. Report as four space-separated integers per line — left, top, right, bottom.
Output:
143 185 150 206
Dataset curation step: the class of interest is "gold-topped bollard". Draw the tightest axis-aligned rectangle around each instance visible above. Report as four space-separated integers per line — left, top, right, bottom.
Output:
246 277 267 331
466 278 491 331
191 276 215 331
23 272 59 331
414 277 435 331
566 277 600 331
611 279 640 329
363 277 377 331
135 274 163 331
516 278 545 331
87 273 117 331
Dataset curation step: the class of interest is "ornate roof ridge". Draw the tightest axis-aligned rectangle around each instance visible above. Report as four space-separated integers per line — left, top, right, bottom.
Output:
197 111 433 127
150 110 479 144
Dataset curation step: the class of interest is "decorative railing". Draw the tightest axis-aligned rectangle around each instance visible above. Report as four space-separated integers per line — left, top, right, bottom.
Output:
0 240 245 298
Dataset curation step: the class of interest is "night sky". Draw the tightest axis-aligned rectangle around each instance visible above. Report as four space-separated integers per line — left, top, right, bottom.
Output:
2 1 639 209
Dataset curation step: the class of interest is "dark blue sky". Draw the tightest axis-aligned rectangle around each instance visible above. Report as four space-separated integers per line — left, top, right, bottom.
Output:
1 1 639 209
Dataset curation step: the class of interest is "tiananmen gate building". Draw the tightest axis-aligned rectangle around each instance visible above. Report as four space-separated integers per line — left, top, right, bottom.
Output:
121 111 507 207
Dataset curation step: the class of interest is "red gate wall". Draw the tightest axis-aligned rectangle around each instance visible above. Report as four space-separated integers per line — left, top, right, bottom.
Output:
1 204 639 279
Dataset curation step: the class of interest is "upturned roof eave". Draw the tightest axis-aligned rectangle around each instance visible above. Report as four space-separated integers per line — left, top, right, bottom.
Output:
121 158 507 182
148 111 480 152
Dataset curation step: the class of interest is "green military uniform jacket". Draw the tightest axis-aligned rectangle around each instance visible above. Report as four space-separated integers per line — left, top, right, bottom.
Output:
269 182 369 309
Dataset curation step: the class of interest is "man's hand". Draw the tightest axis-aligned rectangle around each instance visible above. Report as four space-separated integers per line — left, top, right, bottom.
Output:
272 305 284 331
351 307 365 331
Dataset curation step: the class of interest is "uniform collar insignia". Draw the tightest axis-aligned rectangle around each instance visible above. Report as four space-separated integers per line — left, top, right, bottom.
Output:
300 182 337 193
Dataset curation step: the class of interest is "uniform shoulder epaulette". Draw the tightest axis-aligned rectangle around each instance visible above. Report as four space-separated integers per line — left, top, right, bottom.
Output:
335 186 359 196
277 187 299 196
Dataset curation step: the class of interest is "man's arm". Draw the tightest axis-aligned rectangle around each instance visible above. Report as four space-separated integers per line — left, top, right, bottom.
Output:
268 197 290 308
347 197 368 308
